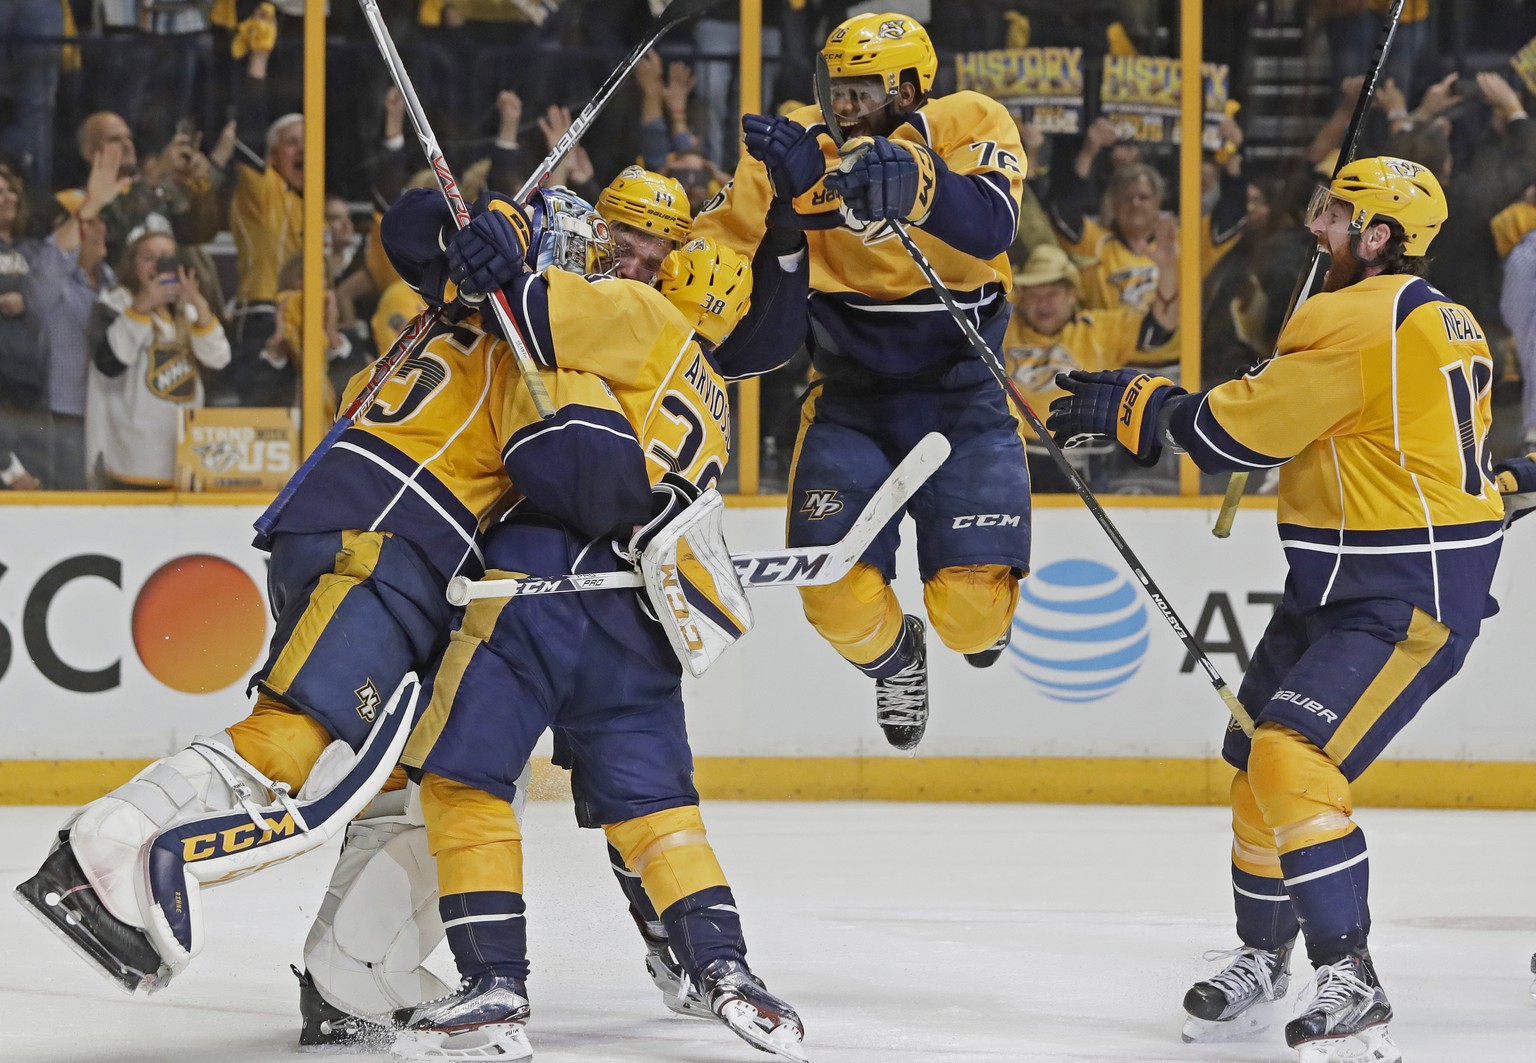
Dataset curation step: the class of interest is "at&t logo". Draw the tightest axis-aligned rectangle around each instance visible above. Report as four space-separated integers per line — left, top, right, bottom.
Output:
1008 558 1149 702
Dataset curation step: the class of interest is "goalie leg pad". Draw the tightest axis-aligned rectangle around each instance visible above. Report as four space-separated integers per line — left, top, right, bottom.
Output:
305 761 530 1020
305 816 452 1017
66 728 298 929
640 488 754 677
136 673 422 980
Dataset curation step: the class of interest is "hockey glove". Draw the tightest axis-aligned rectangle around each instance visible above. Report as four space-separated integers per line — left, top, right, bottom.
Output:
1047 369 1185 467
742 113 826 200
626 472 705 560
447 195 533 299
1494 452 1536 527
823 136 942 224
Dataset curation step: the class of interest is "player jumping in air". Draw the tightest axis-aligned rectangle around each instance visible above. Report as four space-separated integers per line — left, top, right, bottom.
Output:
1048 157 1497 1063
693 11 1029 751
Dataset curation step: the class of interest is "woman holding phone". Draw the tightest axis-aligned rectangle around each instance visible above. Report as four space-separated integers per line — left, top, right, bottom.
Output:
84 227 230 487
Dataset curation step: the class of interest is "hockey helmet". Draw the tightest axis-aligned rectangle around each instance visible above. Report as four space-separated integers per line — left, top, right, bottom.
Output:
525 186 618 276
657 237 753 347
822 12 938 106
596 166 692 243
1306 156 1447 257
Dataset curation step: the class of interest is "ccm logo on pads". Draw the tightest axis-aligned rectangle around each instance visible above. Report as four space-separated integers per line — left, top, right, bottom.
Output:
952 513 1022 529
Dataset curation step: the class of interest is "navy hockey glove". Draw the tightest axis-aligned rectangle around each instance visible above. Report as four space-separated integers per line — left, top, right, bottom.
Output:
626 472 704 559
823 135 941 223
447 195 532 298
1494 452 1536 527
742 113 826 199
1047 369 1185 467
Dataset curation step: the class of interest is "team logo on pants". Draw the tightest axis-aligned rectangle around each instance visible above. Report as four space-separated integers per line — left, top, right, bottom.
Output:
354 679 381 723
800 490 845 520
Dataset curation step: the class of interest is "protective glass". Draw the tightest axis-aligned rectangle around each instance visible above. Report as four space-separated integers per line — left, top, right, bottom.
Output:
826 75 895 118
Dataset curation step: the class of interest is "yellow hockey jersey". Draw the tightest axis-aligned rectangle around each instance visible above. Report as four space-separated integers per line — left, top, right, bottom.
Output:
693 91 1025 376
1004 306 1168 438
1057 214 1238 314
269 272 730 579
1167 274 1503 633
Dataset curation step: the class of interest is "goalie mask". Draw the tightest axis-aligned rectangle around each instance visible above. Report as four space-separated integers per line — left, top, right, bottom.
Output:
525 186 618 276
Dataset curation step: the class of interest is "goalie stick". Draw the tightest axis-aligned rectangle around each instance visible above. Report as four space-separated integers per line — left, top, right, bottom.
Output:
1212 0 1405 538
255 0 721 538
813 56 1254 735
445 431 951 606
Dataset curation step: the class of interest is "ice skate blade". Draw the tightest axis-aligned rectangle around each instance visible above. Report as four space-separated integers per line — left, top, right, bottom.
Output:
645 958 711 1020
391 1023 532 1060
717 999 810 1062
1294 1023 1401 1063
1180 995 1288 1044
13 884 169 996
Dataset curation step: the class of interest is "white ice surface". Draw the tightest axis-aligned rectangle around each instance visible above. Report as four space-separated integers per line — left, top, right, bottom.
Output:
2 802 1533 1063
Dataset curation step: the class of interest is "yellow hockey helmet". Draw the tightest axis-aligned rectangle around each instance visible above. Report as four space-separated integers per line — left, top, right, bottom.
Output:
822 12 938 97
1312 156 1448 257
658 237 753 347
596 166 692 242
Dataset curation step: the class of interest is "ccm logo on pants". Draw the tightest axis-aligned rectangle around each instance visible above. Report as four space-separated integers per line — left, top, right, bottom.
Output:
952 514 1022 529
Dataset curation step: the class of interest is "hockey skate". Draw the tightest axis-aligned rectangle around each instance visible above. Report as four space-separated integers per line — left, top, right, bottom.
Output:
293 965 392 1047
14 830 169 994
1285 951 1401 1063
964 627 1012 669
698 957 809 1062
875 614 928 751
391 971 532 1060
1181 940 1293 1043
631 909 711 1018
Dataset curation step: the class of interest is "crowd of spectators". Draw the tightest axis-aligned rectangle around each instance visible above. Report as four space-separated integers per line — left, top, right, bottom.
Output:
0 0 1532 495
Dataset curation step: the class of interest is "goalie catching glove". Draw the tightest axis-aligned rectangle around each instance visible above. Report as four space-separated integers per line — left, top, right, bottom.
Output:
628 473 754 678
1046 369 1185 467
824 135 941 224
1494 452 1536 528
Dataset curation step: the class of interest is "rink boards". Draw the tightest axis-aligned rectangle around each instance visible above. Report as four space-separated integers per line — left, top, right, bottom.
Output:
2 498 1534 807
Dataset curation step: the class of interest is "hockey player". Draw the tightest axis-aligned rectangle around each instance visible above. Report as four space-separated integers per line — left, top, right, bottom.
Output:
14 188 642 1001
1046 157 1495 1063
692 11 1029 751
365 191 806 1062
597 164 692 283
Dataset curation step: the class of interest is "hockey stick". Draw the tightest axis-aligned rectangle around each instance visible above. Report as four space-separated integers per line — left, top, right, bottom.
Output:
445 430 951 605
1211 0 1405 538
814 57 1254 734
258 4 713 536
359 0 555 420
514 0 729 203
